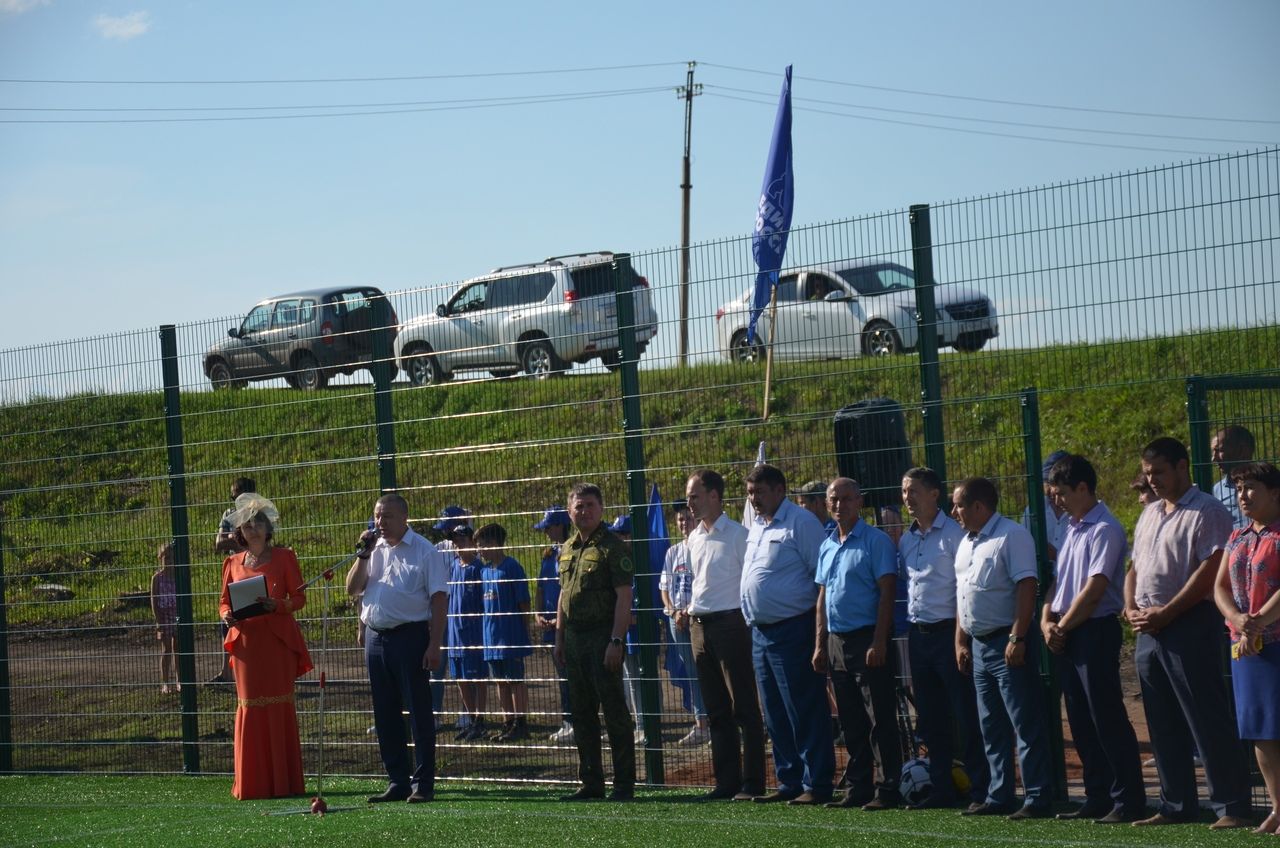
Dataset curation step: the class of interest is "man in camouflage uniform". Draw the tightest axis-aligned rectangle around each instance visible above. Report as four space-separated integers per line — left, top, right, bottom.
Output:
553 482 636 801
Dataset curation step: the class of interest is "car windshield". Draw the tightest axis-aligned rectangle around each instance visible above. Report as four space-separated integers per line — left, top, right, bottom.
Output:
835 265 916 296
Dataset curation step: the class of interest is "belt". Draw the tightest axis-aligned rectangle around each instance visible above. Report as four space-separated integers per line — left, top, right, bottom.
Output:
690 609 741 625
973 625 1012 641
754 610 814 629
910 618 956 634
367 619 429 636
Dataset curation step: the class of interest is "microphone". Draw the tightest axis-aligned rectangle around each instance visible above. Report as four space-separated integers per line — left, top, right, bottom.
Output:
357 529 382 554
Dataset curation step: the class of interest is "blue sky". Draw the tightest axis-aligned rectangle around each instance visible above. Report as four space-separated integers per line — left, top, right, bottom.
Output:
1 0 1277 356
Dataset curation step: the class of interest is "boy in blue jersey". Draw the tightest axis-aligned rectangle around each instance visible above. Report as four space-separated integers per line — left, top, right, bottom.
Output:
477 523 533 742
534 506 574 743
446 525 489 740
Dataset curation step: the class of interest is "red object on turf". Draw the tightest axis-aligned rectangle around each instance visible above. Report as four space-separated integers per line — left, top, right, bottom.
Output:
311 797 328 815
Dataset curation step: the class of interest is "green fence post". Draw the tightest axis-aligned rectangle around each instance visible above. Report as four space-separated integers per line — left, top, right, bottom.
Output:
1186 376 1213 493
910 204 947 480
371 296 398 493
614 253 664 785
1019 387 1065 801
0 512 11 772
159 324 201 773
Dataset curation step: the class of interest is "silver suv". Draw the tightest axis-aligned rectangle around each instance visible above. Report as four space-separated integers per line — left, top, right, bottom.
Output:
203 286 397 390
394 251 659 384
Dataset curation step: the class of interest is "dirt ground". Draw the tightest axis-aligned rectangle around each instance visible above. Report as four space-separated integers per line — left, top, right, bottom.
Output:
3 626 1216 799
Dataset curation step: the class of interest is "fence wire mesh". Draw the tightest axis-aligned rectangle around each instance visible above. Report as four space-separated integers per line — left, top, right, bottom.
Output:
1 148 1277 801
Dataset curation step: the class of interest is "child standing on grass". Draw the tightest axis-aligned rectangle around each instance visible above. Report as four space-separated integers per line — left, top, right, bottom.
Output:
151 542 179 694
476 523 532 742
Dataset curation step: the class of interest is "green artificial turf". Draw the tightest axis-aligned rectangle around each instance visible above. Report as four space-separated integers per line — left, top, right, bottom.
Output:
0 775 1265 848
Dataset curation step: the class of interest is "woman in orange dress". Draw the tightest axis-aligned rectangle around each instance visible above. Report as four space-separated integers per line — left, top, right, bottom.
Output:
218 494 313 800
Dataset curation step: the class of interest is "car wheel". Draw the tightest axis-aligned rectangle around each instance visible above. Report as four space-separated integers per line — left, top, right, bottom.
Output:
489 369 519 379
600 350 622 372
520 338 563 378
404 344 446 386
292 352 329 390
729 330 763 363
208 359 242 390
862 321 902 357
952 332 988 353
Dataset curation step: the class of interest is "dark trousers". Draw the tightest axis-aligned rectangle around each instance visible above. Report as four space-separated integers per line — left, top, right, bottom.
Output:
829 627 902 801
1135 601 1250 819
564 625 635 793
690 609 766 794
1058 616 1146 814
546 635 571 722
365 621 435 793
752 610 835 795
908 622 989 803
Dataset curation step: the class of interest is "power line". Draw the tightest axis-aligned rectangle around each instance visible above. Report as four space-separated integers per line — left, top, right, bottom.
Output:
705 91 1217 156
700 61 1280 126
0 61 688 86
0 87 671 124
0 85 674 113
704 84 1276 147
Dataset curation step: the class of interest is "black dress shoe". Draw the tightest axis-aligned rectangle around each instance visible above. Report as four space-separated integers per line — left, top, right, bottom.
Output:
1095 808 1146 824
732 790 761 801
824 792 872 809
1008 804 1052 821
368 788 411 803
559 787 606 801
962 802 1016 816
699 786 737 801
753 789 801 803
907 794 958 810
406 790 434 803
1056 804 1109 821
787 791 832 806
607 788 635 802
862 797 899 811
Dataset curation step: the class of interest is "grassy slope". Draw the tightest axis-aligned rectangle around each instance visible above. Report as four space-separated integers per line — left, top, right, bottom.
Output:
1 326 1277 631
0 776 1260 848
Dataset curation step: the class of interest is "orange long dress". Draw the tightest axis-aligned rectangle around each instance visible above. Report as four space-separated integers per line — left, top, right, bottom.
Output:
218 546 313 800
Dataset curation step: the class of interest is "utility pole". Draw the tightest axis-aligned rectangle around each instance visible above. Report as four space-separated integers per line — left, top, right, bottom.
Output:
676 61 702 367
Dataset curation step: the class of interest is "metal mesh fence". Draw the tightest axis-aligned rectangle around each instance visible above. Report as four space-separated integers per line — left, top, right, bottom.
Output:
1 148 1277 801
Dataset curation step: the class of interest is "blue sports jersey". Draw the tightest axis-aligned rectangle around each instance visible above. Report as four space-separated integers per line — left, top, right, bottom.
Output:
537 547 561 644
447 556 484 658
482 556 532 661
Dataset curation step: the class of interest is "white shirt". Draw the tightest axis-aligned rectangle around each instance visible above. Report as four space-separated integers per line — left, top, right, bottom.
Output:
956 513 1038 637
360 526 450 630
686 512 749 615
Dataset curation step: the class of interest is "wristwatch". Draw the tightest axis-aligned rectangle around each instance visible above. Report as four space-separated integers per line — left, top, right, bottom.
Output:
610 636 624 647
1007 633 1023 644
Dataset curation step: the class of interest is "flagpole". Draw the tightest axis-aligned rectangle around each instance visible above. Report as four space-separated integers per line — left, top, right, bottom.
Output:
761 286 779 420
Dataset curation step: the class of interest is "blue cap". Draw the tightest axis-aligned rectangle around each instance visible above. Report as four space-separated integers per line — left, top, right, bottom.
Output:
1042 450 1070 481
432 505 471 533
607 514 632 535
533 506 570 530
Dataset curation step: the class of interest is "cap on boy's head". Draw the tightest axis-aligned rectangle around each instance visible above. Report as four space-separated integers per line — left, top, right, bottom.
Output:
533 506 570 530
607 514 632 535
1042 450 1070 481
432 505 471 533
450 524 475 538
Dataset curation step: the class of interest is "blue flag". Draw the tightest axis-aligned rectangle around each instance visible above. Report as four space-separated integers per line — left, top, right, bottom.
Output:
748 64 795 345
648 483 693 712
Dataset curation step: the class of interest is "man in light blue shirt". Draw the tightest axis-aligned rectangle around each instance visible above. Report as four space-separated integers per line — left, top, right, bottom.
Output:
899 467 989 810
953 477 1052 821
1212 426 1254 529
741 464 833 805
813 478 901 809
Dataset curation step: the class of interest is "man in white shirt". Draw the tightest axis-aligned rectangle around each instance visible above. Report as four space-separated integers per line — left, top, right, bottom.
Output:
953 477 1052 821
346 493 450 804
684 469 766 801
